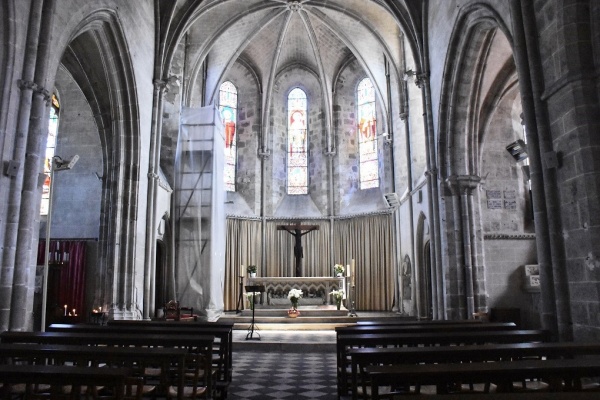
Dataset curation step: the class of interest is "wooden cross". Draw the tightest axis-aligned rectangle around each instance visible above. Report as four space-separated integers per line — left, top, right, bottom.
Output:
277 222 319 277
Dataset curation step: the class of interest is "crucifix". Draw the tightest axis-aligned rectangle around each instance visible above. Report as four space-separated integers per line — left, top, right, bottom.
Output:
277 222 319 277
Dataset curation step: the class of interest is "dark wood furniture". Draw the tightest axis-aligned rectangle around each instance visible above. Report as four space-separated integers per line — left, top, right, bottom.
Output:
0 364 136 400
0 331 214 399
336 329 550 397
0 343 188 399
350 341 600 400
366 358 600 399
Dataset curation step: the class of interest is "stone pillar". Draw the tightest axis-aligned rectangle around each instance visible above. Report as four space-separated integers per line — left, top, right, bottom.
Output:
141 78 167 320
447 175 482 319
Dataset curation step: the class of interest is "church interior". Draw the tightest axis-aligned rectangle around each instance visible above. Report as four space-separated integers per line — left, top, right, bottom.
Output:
0 0 599 362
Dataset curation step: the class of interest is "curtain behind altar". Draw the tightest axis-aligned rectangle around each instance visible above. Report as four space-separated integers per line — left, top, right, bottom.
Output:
265 219 331 277
332 213 395 311
225 213 395 311
224 218 262 310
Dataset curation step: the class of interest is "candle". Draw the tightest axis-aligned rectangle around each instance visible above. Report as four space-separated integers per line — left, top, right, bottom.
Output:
351 259 355 286
346 264 350 277
64 305 67 316
99 306 102 312
241 264 245 277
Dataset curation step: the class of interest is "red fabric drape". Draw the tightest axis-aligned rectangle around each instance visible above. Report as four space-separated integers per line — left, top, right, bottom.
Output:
38 240 87 316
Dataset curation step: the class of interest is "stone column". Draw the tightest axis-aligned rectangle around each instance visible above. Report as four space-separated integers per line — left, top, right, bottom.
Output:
141 78 168 320
447 175 482 319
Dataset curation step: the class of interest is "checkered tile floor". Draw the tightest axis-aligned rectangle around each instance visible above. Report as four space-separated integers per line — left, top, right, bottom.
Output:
228 350 338 399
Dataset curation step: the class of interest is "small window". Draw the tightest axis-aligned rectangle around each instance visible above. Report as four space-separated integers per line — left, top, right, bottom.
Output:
357 78 379 189
287 88 308 195
41 94 60 215
219 81 237 192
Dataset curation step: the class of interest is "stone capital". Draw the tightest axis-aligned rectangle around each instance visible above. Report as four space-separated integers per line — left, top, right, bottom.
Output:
446 174 481 195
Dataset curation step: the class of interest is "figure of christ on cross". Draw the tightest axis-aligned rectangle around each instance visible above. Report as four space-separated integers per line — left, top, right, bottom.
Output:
276 223 319 277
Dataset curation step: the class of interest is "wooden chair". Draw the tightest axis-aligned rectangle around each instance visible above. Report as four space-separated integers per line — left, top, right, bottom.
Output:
163 300 196 321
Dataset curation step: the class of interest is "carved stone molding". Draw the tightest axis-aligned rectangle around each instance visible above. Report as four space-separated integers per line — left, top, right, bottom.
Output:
483 233 536 240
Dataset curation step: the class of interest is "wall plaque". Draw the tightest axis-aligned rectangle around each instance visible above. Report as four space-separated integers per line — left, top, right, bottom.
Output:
504 190 516 199
487 199 502 209
504 199 517 210
487 190 502 199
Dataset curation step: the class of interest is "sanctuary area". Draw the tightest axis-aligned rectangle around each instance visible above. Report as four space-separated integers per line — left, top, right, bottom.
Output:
0 0 598 344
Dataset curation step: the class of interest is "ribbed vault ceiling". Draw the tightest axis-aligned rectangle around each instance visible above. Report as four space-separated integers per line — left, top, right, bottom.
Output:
182 0 405 109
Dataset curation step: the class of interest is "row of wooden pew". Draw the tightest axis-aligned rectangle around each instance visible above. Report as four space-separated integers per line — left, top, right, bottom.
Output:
0 320 234 400
335 319 600 399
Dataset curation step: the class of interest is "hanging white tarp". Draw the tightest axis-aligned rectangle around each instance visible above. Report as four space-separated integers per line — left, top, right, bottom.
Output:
174 106 225 321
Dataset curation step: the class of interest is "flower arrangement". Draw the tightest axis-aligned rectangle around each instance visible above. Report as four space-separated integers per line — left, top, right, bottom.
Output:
334 264 345 275
330 289 344 301
331 288 345 310
247 265 257 274
287 288 303 310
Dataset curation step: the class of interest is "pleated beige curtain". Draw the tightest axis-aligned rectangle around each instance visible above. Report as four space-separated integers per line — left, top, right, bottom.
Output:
332 213 395 310
264 219 331 277
225 213 395 311
224 218 262 310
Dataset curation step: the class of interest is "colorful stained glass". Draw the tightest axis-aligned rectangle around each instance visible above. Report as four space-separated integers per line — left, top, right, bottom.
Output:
287 88 308 194
357 78 379 189
41 95 59 215
219 81 237 192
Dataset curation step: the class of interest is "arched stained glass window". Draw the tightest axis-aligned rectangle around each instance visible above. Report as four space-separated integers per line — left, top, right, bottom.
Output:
41 94 60 215
287 88 308 195
357 78 379 189
219 81 237 192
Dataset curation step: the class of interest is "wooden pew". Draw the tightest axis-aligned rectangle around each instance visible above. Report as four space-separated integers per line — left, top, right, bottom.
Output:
106 319 234 391
49 321 233 397
336 322 517 335
0 364 137 400
336 329 549 398
356 319 483 326
0 343 188 399
366 358 600 399
349 341 600 400
0 331 214 399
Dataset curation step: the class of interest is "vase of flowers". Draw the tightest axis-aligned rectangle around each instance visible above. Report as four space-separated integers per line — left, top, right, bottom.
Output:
334 264 345 277
330 289 345 310
247 265 257 277
287 288 303 317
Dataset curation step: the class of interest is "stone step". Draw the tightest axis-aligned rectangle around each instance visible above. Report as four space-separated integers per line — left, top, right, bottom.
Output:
241 305 348 318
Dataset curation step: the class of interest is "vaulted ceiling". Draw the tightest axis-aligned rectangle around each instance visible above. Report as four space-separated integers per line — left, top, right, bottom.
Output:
172 0 410 110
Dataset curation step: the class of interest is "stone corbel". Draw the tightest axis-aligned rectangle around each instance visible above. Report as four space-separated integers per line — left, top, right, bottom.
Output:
446 175 481 196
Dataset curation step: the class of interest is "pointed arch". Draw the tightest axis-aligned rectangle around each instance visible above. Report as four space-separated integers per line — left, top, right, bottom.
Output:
60 10 141 317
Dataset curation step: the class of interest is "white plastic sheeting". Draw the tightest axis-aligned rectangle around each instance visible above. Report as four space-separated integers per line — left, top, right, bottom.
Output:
175 106 225 321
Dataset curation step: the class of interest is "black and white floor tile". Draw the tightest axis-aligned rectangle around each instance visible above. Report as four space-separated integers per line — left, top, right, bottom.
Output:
228 350 338 399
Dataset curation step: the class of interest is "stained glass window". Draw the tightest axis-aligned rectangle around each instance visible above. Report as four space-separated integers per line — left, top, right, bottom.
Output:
219 81 237 192
357 78 379 189
41 94 60 215
287 88 308 195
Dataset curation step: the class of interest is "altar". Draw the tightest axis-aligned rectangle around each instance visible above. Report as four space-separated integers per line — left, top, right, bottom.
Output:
246 277 345 306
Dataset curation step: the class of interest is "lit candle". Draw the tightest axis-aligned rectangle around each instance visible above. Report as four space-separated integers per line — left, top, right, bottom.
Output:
64 304 67 316
99 306 102 312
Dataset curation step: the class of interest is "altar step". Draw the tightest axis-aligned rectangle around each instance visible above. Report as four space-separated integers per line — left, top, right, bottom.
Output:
218 308 410 331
